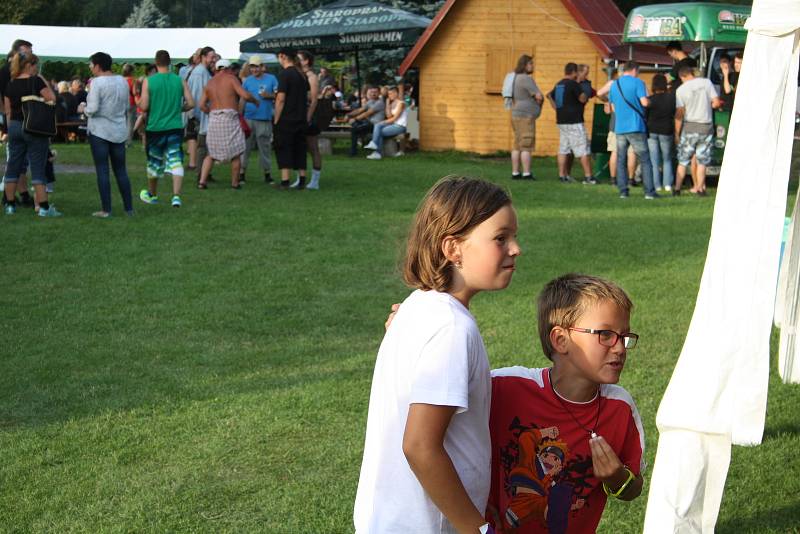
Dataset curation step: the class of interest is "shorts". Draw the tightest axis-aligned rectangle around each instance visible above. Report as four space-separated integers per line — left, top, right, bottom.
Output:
558 123 590 157
274 121 307 170
607 131 636 157
184 117 199 140
677 132 713 166
305 120 321 137
146 129 184 178
511 117 536 151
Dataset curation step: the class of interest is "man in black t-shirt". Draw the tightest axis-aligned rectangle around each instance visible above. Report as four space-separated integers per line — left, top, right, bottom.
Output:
547 63 595 184
273 48 309 189
667 41 698 91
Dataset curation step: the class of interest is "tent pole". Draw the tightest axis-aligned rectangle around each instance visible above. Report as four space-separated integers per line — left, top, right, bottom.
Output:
355 48 362 97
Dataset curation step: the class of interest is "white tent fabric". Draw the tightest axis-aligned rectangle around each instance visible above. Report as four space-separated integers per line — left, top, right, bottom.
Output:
775 193 800 383
0 24 269 63
643 0 800 532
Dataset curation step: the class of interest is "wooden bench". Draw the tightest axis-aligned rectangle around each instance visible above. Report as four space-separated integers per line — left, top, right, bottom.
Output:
317 130 405 156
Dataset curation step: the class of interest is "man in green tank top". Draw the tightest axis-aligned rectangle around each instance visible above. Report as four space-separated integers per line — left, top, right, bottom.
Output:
138 50 194 208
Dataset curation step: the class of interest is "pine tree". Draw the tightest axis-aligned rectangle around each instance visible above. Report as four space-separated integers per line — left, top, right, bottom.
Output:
123 0 171 28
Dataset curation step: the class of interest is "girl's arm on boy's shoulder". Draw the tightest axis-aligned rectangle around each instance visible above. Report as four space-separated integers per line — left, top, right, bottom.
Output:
403 403 487 534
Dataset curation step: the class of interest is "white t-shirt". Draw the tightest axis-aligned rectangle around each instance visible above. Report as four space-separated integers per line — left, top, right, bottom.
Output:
354 290 492 534
676 77 718 124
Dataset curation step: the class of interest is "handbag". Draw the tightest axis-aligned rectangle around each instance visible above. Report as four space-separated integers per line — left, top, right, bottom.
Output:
21 77 56 137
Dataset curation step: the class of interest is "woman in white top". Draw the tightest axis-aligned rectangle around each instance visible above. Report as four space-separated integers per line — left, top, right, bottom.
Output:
365 85 408 160
82 51 133 218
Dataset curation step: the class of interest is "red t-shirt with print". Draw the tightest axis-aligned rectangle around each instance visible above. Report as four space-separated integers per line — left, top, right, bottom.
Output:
487 367 645 533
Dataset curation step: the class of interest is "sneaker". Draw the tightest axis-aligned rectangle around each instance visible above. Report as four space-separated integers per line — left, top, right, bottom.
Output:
92 211 111 218
393 151 405 157
291 177 306 190
38 205 63 217
171 195 182 207
582 177 598 185
4 204 15 215
366 152 382 160
364 140 379 150
521 173 535 181
306 180 320 190
645 193 660 200
139 190 158 204
290 177 300 188
664 185 673 192
564 175 576 183
512 173 522 180
619 192 629 199
264 173 273 184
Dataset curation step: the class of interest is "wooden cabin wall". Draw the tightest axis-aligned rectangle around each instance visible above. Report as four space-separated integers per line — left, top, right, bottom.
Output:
414 0 609 155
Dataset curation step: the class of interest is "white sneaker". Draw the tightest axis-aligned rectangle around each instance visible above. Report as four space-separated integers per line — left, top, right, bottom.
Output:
366 152 382 160
289 178 300 188
364 141 378 150
307 180 320 190
393 151 405 157
664 185 673 192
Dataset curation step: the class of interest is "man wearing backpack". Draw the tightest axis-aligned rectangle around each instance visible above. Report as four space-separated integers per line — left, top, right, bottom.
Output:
608 61 657 199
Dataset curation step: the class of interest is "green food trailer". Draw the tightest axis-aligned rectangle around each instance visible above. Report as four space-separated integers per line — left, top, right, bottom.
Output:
622 2 751 178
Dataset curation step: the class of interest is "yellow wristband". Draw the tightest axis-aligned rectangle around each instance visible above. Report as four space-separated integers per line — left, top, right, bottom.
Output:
602 467 635 498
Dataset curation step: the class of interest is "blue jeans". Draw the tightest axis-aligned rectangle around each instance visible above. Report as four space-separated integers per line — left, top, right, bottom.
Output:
89 134 133 214
616 132 655 196
4 120 49 185
371 124 406 154
647 133 674 189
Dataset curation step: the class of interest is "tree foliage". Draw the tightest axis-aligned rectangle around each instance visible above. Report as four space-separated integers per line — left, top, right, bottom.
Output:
123 0 170 28
236 0 324 30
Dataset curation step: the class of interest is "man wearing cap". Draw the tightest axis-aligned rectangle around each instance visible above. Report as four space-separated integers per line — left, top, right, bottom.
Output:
197 59 257 189
240 55 278 184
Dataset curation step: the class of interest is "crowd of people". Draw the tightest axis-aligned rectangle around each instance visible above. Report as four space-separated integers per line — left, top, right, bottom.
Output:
1 37 418 218
507 41 741 199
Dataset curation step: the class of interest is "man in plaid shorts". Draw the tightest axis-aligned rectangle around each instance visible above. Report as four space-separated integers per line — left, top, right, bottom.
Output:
673 66 722 196
547 63 596 184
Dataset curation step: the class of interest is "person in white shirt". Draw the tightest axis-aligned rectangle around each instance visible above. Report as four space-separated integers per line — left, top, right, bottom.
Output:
364 86 408 160
673 66 722 196
354 176 521 534
83 51 133 218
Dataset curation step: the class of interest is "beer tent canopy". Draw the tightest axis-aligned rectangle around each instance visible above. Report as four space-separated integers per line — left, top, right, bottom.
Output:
239 0 431 54
0 24 268 63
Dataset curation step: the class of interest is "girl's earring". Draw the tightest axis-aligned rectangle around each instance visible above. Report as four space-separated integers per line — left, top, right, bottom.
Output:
454 259 463 269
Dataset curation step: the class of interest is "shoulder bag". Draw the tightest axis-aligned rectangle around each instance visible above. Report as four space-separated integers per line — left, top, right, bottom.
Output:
614 79 648 131
21 76 56 137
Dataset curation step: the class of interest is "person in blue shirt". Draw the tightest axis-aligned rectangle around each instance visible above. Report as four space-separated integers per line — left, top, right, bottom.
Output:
608 61 657 199
240 55 278 183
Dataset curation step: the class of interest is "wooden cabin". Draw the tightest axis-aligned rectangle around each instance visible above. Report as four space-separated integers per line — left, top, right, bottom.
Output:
399 0 670 155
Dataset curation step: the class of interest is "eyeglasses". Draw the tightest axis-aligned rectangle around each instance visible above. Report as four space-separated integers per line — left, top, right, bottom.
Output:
568 327 639 349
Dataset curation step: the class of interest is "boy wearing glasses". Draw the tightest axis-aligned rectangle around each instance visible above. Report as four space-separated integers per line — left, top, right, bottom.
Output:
487 273 645 533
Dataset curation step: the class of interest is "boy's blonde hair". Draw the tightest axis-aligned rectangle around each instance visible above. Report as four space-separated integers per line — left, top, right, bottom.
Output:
537 273 633 359
403 176 510 292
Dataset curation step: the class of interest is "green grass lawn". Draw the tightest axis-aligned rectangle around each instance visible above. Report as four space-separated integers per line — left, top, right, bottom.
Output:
1 142 799 533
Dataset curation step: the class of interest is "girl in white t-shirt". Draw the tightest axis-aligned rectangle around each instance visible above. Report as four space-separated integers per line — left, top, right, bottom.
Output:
354 176 521 534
